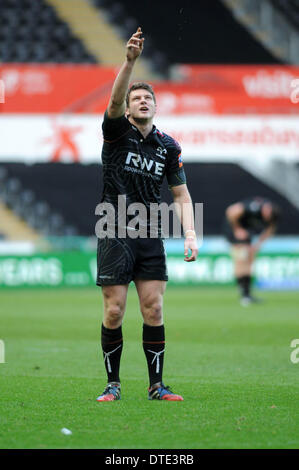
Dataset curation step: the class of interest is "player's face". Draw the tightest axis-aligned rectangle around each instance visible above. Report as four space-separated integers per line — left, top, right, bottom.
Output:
127 89 156 121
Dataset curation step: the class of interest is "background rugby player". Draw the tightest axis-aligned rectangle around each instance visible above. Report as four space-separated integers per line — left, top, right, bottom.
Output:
96 27 198 402
224 196 280 306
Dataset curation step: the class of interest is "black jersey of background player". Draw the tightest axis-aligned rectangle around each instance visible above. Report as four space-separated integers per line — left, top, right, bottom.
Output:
100 111 186 234
239 197 272 234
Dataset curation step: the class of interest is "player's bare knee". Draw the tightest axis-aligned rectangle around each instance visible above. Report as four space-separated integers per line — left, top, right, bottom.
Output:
105 304 124 328
142 302 163 325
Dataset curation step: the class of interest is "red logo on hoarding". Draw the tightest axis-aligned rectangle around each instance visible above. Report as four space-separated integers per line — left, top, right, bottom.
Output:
43 121 82 162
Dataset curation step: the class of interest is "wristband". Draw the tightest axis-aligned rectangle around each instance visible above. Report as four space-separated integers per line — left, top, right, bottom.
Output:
185 230 196 239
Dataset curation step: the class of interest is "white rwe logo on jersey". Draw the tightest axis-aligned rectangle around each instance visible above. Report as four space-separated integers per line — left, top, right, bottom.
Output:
125 152 165 176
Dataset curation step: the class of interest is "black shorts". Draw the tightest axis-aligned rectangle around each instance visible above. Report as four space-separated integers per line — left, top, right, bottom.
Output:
223 219 252 245
96 236 168 286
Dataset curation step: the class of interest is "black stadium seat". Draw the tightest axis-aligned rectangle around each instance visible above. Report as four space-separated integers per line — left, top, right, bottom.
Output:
0 0 97 63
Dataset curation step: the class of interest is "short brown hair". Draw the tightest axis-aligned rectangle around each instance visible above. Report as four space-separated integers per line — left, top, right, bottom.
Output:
126 82 156 107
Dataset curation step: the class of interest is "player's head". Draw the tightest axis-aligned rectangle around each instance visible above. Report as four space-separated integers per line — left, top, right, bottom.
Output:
126 82 156 122
262 201 280 224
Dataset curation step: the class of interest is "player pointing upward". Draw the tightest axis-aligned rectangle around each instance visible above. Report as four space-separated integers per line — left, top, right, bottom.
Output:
96 28 198 401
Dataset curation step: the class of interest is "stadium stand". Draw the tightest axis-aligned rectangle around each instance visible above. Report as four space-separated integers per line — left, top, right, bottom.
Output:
47 0 126 64
0 201 41 241
92 0 282 71
0 0 96 63
176 163 299 236
0 163 96 236
0 164 79 237
0 0 286 70
46 0 158 79
1 163 298 237
222 0 299 64
270 0 299 30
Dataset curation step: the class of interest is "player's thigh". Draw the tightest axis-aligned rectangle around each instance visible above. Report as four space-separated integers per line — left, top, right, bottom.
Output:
134 279 166 322
135 279 166 301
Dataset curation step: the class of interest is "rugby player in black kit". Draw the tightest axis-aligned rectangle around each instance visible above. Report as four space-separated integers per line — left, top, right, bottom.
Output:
96 28 198 401
224 197 280 306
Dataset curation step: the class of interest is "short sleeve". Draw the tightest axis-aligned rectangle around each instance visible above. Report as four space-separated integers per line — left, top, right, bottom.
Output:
165 138 187 188
102 110 130 142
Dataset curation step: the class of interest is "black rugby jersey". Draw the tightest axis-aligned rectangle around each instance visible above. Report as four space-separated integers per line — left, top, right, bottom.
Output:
100 111 186 235
239 197 271 233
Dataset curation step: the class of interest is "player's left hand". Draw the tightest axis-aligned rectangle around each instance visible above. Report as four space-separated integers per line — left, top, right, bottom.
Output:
126 27 144 62
184 237 198 262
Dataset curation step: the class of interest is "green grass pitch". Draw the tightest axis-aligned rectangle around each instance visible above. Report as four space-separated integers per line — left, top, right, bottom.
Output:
0 286 299 449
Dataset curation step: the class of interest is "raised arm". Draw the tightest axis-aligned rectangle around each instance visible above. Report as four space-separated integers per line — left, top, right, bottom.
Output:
107 27 144 119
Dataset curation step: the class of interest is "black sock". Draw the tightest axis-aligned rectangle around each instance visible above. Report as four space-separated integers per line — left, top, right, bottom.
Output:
101 324 123 384
236 275 251 297
143 323 165 388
